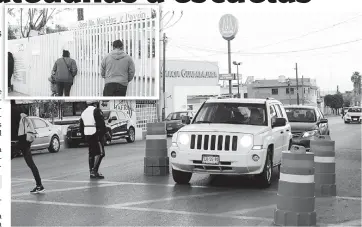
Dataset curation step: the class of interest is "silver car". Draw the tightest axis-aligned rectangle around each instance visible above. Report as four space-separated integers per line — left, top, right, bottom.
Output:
28 116 63 153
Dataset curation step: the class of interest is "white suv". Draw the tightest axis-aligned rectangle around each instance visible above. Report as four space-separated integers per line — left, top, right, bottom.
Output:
169 98 292 188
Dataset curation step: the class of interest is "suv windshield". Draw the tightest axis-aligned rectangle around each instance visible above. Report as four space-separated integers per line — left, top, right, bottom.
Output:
166 112 188 121
285 108 316 123
348 108 362 113
193 102 267 126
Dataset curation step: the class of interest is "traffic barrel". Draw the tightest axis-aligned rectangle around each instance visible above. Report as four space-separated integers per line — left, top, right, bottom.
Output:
144 122 169 176
310 135 336 197
274 145 316 226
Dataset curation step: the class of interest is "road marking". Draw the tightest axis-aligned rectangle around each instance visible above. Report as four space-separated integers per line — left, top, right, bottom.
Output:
12 199 274 222
12 183 121 197
336 196 362 201
221 204 276 216
326 219 362 226
12 178 278 194
109 191 233 208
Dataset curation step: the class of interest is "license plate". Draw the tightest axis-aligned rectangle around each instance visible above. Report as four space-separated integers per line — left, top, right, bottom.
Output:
202 155 220 165
352 118 357 121
77 132 81 136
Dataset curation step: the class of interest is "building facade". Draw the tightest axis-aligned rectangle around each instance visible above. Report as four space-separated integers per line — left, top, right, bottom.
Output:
247 76 320 106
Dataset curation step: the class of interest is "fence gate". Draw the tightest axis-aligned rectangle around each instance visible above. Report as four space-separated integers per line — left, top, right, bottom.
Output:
9 8 159 97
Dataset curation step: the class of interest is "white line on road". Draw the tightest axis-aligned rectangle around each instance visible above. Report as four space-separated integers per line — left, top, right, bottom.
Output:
325 219 362 226
109 191 234 208
336 196 362 201
12 178 278 194
12 183 121 197
220 204 276 216
12 199 274 222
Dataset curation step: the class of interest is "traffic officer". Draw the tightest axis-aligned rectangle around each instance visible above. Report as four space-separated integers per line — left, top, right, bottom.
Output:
80 100 108 179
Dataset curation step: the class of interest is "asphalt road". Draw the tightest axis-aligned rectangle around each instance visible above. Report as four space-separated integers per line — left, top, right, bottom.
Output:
11 117 361 226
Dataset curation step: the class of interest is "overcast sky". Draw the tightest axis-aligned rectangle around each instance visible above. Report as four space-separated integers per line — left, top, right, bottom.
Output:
7 0 362 92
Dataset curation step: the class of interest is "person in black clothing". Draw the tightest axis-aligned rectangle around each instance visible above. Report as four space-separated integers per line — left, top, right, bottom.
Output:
11 100 45 193
8 52 15 92
80 101 108 179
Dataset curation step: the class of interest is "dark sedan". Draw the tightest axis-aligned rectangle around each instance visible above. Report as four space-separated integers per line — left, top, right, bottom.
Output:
164 111 195 136
285 105 330 149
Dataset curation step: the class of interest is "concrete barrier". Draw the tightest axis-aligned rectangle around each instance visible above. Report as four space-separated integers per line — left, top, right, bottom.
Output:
144 122 169 176
274 145 316 226
310 135 337 197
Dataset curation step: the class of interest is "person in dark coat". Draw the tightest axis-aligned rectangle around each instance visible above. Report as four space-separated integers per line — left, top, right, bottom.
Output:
8 52 15 92
51 50 78 96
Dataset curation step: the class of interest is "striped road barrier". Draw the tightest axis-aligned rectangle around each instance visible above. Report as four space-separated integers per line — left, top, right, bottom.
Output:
274 145 316 226
311 135 337 197
144 122 169 176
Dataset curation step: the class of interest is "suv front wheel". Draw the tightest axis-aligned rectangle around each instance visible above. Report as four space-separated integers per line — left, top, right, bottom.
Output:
172 168 192 184
256 150 273 188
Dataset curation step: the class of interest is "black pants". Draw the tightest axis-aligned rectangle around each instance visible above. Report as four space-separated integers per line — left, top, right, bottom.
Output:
18 136 42 186
103 83 127 96
56 82 72 96
8 73 12 88
86 133 105 173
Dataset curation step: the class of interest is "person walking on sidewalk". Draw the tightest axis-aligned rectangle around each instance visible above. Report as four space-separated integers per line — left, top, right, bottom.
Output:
11 100 45 193
79 101 109 179
101 40 135 96
51 50 78 96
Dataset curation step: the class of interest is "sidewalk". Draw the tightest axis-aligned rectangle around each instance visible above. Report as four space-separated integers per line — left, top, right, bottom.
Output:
8 91 29 97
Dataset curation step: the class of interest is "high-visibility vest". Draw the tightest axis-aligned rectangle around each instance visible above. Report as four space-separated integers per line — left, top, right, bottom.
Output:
81 106 97 135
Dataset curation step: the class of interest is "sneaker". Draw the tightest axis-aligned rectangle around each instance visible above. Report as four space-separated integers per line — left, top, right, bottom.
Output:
30 185 45 194
90 172 104 179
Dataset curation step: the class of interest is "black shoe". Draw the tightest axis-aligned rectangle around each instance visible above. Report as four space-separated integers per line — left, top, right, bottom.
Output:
90 172 104 179
30 185 45 194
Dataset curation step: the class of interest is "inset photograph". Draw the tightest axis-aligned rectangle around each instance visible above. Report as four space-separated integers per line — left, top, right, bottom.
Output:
6 5 159 99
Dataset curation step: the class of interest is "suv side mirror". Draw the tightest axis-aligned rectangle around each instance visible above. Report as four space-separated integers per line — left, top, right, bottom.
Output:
272 118 286 128
320 118 328 124
181 116 191 125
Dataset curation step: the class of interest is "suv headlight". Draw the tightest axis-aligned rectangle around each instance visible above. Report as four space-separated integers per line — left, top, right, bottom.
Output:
302 130 319 138
240 134 253 147
178 133 190 145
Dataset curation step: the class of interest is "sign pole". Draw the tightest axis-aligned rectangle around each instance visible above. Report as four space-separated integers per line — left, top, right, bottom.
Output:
228 40 232 95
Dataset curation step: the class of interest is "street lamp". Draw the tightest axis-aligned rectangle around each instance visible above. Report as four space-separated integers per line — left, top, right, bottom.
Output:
286 78 291 105
233 61 242 98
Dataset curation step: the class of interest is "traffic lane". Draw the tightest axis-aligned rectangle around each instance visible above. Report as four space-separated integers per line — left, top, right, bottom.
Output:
329 119 361 198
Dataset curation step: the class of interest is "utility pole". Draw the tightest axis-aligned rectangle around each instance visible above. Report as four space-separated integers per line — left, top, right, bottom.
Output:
295 63 300 105
233 61 242 98
302 75 304 105
287 78 291 105
228 41 232 95
162 33 167 121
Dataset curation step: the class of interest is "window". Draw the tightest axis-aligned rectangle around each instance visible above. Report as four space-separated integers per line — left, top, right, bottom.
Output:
109 112 118 120
269 105 277 123
348 108 362 113
166 112 189 121
117 111 127 120
272 89 278 95
284 108 317 123
193 102 267 126
275 104 285 118
32 119 48 129
287 88 295 94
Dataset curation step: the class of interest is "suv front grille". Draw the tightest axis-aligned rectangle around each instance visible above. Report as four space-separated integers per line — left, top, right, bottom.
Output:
190 134 238 151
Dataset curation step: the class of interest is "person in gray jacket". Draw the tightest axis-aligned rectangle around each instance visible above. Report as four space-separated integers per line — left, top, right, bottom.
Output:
101 40 135 96
52 50 78 96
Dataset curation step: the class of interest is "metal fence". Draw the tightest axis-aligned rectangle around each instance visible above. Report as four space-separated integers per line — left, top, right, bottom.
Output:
135 101 158 131
9 8 159 97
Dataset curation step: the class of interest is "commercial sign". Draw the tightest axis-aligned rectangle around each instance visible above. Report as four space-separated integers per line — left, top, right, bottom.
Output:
71 9 156 29
219 14 239 41
219 73 237 80
165 69 218 79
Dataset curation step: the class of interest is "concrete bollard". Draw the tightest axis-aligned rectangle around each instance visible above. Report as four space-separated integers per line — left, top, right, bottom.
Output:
310 135 336 197
144 122 169 176
274 145 316 226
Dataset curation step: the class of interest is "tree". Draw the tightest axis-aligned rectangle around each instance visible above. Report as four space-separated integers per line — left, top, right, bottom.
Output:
7 8 73 39
351 72 361 94
46 24 69 34
324 94 343 114
8 26 17 40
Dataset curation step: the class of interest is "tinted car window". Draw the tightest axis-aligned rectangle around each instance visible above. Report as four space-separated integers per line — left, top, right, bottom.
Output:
166 112 189 120
348 108 362 112
194 102 267 126
285 108 317 123
32 119 48 129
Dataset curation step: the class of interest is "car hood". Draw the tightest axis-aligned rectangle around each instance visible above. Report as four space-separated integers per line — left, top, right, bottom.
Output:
178 124 270 135
289 122 317 133
346 112 362 117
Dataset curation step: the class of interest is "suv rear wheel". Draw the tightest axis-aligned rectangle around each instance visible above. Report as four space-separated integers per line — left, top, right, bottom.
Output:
256 150 273 188
172 168 192 184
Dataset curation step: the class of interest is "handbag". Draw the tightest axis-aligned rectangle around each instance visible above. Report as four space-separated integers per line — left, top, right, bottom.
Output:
63 58 74 77
23 117 36 143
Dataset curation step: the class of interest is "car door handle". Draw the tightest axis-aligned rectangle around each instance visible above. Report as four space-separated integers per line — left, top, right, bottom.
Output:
280 131 284 134
286 129 290 132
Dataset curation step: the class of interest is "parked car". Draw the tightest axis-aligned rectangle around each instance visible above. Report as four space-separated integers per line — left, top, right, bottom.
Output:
284 105 329 149
11 116 63 158
169 98 292 188
65 110 136 147
344 106 362 124
164 111 195 136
